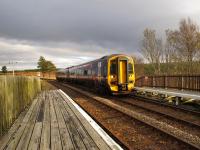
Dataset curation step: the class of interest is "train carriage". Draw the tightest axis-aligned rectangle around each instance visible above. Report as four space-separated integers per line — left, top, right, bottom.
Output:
56 54 135 95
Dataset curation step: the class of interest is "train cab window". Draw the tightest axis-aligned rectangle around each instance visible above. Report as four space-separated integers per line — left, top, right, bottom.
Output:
110 60 117 75
128 63 133 74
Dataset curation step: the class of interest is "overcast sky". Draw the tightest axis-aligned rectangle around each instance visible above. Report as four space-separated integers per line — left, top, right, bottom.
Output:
0 0 200 70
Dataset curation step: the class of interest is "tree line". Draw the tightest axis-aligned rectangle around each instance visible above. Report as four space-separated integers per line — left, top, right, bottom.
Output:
37 56 56 72
1 66 7 73
138 18 200 76
0 56 56 74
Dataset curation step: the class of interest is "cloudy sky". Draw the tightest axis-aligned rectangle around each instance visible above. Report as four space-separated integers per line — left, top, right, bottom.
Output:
0 0 200 70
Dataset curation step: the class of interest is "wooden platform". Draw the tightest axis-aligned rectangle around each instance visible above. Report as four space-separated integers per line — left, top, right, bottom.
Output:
0 90 121 150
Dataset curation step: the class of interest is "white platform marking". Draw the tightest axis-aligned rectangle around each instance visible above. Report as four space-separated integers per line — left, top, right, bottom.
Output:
59 89 123 150
135 87 200 100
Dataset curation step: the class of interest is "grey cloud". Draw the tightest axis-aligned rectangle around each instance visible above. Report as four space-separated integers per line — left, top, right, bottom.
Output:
0 0 200 69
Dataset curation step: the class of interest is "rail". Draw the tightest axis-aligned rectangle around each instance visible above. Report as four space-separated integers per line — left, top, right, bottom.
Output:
135 75 200 91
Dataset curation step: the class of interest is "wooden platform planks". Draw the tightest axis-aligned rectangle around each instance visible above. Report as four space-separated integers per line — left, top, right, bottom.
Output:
52 91 74 150
55 91 97 150
0 90 118 150
58 91 114 150
40 92 51 150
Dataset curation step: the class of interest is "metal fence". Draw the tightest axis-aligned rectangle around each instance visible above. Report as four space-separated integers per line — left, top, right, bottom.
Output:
135 75 200 91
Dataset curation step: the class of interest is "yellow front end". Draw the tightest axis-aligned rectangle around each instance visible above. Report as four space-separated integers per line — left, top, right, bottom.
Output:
107 55 135 94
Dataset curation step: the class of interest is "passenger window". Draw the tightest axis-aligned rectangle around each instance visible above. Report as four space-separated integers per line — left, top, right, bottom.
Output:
98 62 101 76
88 69 91 75
128 63 133 74
84 70 88 76
103 65 107 77
110 60 117 75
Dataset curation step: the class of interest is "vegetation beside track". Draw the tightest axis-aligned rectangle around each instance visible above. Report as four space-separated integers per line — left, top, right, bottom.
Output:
41 79 57 91
0 76 41 136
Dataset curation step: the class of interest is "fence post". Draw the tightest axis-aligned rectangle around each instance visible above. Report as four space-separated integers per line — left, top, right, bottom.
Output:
164 76 167 89
181 76 184 90
152 76 155 88
141 77 143 87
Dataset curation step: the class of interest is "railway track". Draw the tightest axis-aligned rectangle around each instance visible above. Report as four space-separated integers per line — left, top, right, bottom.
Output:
132 93 200 114
51 81 200 150
113 96 200 129
106 97 200 142
63 83 200 128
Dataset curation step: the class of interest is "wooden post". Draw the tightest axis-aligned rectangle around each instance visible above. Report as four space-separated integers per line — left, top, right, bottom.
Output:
152 76 155 88
164 76 167 89
181 76 184 90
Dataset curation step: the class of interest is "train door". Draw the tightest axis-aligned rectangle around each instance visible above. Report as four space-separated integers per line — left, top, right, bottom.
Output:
119 60 127 84
118 57 128 91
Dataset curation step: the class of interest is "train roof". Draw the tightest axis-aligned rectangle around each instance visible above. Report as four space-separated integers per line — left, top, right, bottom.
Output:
56 68 66 73
64 54 130 70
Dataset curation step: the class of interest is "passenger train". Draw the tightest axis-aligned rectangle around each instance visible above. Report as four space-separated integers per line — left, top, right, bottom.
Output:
56 54 135 95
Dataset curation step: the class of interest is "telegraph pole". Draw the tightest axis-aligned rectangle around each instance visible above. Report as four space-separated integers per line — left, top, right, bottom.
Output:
9 61 18 76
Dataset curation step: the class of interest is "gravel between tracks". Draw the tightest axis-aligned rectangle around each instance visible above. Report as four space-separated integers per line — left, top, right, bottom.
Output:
123 96 200 125
51 81 199 150
107 98 200 138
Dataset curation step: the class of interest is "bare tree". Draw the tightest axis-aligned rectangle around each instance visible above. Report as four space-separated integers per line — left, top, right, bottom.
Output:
167 18 200 74
165 30 178 62
164 30 181 74
132 55 144 64
141 28 163 75
197 32 200 61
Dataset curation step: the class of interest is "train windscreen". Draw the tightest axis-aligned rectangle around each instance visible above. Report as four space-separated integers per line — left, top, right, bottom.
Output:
110 60 117 75
128 63 133 74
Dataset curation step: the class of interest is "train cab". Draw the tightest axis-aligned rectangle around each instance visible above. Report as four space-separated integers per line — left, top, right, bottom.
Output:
107 55 135 94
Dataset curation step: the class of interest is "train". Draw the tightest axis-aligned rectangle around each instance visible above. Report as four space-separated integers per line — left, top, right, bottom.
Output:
56 54 135 95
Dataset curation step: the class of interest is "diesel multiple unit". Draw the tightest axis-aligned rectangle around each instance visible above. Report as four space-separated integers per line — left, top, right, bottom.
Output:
56 54 135 95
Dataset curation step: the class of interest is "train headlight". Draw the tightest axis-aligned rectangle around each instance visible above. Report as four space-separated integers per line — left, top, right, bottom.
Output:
111 75 114 79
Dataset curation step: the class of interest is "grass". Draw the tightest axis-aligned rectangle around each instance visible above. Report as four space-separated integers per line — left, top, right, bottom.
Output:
41 79 57 91
0 76 41 136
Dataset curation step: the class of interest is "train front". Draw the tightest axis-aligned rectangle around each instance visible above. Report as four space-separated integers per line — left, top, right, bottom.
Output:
107 54 135 95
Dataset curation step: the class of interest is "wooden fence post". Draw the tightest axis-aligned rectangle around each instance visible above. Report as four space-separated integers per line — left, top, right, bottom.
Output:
181 76 184 90
152 76 155 88
164 76 167 89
